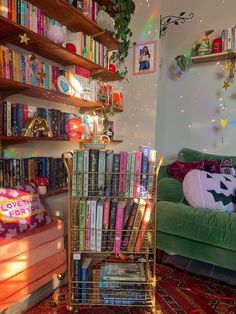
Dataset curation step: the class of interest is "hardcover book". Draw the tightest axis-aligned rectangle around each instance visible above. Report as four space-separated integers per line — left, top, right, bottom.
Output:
96 198 104 252
102 198 110 251
108 198 118 250
105 150 113 196
112 153 120 196
102 262 145 282
89 149 99 196
114 200 127 253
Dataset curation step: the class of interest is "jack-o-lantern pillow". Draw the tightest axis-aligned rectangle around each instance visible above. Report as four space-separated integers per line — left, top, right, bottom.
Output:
183 169 236 212
0 188 51 238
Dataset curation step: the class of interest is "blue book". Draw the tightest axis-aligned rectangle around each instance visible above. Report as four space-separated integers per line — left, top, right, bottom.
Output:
81 257 93 303
139 146 150 197
11 103 18 136
17 104 24 136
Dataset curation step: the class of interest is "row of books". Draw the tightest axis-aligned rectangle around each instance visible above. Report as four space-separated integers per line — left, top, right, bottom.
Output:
67 31 108 67
69 0 101 23
0 0 61 37
0 157 67 190
72 147 157 198
73 197 153 253
72 258 149 305
0 45 64 91
0 100 75 138
221 27 236 52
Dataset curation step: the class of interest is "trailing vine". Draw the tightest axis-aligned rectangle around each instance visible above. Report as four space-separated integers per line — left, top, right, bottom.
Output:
108 0 135 79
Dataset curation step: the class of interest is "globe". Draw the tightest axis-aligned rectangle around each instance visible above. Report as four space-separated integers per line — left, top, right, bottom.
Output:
65 118 86 139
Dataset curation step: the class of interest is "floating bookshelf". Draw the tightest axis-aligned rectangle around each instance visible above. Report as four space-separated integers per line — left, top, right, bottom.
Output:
40 188 68 199
0 77 102 108
0 16 121 82
29 0 120 50
191 51 233 63
0 136 123 147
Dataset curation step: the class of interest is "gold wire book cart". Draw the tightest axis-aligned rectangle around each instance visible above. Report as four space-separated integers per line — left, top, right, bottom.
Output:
63 150 163 313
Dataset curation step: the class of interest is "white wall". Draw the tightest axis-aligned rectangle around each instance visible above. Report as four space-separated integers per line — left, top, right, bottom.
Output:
113 0 160 152
157 0 236 159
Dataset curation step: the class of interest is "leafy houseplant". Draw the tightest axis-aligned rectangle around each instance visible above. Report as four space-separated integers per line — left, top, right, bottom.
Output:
108 0 135 79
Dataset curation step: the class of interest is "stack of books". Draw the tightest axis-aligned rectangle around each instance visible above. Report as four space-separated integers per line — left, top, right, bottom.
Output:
99 262 149 305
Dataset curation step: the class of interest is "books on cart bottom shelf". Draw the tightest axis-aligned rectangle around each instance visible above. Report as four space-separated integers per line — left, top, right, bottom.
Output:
72 259 153 306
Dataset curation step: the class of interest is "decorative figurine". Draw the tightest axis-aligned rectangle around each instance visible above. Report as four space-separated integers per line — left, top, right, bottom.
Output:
21 118 53 137
65 117 86 139
34 177 49 195
192 30 214 56
96 7 115 35
46 22 65 45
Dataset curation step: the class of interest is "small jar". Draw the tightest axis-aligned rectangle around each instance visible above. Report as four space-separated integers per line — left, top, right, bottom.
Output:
212 38 222 54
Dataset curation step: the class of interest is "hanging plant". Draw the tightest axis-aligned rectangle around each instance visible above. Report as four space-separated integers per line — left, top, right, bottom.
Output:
108 0 135 79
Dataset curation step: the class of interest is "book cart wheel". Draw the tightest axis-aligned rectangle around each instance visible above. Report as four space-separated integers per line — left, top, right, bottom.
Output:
62 150 164 313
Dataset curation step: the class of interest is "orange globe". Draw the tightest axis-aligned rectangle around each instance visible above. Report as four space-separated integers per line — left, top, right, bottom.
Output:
65 118 86 139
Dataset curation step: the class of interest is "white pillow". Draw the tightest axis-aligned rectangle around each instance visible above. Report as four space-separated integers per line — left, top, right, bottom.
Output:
183 169 236 212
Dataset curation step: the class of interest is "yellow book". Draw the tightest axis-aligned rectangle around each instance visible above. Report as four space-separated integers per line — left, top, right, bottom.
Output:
0 0 2 16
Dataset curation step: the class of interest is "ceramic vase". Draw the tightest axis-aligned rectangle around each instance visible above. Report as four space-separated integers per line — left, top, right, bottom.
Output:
46 24 65 44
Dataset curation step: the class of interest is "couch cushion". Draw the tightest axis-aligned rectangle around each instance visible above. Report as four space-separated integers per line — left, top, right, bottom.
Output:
183 170 236 212
158 177 184 203
178 148 236 166
157 201 236 251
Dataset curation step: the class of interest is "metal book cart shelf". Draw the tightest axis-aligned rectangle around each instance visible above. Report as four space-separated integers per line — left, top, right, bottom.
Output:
62 150 163 313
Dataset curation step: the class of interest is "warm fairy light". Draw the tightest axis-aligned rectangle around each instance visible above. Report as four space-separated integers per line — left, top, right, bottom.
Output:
150 150 156 164
144 204 152 223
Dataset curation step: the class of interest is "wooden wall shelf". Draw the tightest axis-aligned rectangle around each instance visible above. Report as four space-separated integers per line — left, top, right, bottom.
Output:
0 16 121 82
0 77 102 108
191 51 232 63
29 0 120 50
0 136 123 146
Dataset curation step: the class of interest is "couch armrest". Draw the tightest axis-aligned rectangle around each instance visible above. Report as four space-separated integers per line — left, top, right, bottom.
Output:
158 177 184 203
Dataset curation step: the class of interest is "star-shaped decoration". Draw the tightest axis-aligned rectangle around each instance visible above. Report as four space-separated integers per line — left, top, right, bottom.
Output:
223 81 230 90
38 70 46 82
6 52 12 62
224 62 234 72
219 118 229 128
19 33 30 45
29 54 36 62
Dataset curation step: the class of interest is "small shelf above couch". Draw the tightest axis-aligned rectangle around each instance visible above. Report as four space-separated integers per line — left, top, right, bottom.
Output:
191 51 234 63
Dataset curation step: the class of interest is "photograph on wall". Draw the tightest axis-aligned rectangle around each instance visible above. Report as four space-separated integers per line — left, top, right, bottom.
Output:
133 41 157 75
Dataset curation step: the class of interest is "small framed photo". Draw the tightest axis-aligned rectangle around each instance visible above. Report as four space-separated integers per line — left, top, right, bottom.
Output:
133 41 157 75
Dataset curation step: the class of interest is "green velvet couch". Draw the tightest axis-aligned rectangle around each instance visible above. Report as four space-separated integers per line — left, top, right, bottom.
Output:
157 148 236 270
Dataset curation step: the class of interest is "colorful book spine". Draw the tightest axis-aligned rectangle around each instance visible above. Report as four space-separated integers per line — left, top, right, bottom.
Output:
83 149 89 197
72 150 78 197
96 198 104 252
118 151 128 196
105 150 113 196
72 200 79 251
77 150 84 196
114 200 127 253
108 198 117 249
112 153 120 196
102 198 110 251
134 151 142 198
90 199 97 251
134 201 154 252
129 153 136 197
128 199 146 252
122 200 139 249
125 153 131 197
98 150 106 195
139 146 150 198
73 253 81 304
79 198 86 251
88 149 99 196
147 150 156 196
85 200 91 251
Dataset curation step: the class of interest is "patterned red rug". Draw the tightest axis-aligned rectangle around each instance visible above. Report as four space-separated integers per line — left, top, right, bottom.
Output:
26 264 236 314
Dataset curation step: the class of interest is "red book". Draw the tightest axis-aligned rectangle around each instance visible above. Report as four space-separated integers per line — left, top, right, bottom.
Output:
8 0 12 21
122 200 139 248
134 201 154 252
23 104 28 124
